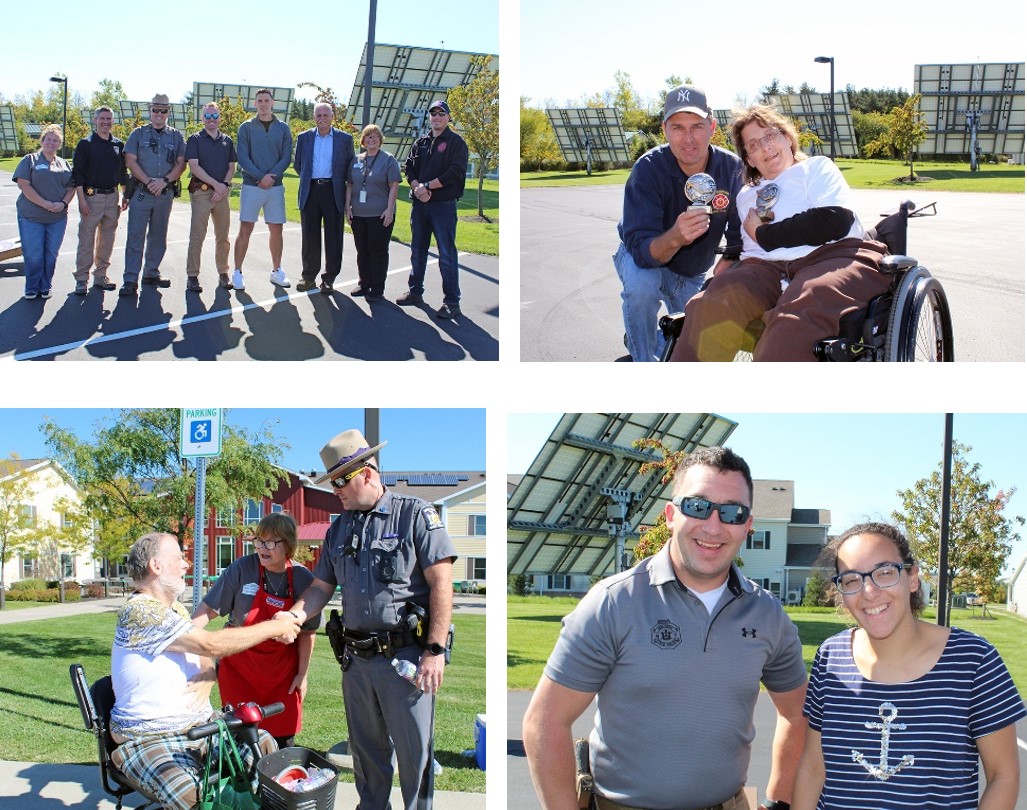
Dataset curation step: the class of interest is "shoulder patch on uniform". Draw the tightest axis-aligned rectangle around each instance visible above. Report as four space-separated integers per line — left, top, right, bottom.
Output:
421 506 444 530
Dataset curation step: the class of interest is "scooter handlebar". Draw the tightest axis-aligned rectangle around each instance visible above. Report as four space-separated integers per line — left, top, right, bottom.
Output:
186 702 285 740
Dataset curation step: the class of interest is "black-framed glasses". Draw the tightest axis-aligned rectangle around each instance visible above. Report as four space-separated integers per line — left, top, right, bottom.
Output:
203 112 221 120
672 495 751 525
151 107 170 115
331 466 367 489
254 538 285 550
832 562 911 595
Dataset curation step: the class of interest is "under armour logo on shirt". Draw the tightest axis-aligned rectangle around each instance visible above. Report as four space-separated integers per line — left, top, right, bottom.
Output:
741 627 757 638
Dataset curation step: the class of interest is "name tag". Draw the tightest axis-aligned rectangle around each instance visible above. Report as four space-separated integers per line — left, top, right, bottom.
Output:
359 190 367 204
266 596 286 609
242 582 258 596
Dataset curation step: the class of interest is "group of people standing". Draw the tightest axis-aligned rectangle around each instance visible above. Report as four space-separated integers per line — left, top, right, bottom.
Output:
616 85 896 362
12 91 468 319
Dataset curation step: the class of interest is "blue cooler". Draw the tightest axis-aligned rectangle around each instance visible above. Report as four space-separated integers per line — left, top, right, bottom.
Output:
474 714 486 771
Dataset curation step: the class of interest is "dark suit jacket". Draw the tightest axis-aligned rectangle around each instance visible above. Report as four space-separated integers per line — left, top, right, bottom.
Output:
294 127 355 213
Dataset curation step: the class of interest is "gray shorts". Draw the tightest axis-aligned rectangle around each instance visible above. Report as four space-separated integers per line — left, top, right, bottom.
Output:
239 184 286 224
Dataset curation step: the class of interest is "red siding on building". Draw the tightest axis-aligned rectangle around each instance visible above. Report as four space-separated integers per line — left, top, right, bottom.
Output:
186 470 338 575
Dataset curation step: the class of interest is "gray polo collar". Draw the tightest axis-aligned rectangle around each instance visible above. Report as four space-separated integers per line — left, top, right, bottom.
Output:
648 543 752 597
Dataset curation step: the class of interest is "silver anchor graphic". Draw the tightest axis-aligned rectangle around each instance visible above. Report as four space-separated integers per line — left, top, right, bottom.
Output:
851 702 915 781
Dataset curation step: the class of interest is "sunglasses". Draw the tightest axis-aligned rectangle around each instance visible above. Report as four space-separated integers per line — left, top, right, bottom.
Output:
151 107 170 114
203 112 221 120
429 110 448 117
672 495 751 525
331 466 367 489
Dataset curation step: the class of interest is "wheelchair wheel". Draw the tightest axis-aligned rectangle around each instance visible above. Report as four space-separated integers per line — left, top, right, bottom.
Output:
885 267 954 362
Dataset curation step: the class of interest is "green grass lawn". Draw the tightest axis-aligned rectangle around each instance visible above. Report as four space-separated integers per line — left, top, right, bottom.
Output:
521 159 1025 194
507 596 1027 697
0 610 485 793
0 157 498 256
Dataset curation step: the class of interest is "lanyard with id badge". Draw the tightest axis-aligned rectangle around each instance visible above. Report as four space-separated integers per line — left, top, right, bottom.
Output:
356 153 379 204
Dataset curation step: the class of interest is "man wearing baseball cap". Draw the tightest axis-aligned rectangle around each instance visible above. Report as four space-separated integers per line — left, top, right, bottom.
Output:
397 99 469 319
615 85 743 361
282 429 457 810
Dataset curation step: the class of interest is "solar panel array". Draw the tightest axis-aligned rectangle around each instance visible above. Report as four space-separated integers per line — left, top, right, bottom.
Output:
346 43 498 161
545 107 631 166
766 92 858 158
380 473 470 486
507 413 738 577
193 83 296 122
0 106 18 152
914 63 1025 157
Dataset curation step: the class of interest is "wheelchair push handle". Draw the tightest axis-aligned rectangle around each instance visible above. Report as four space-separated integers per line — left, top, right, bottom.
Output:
186 701 285 740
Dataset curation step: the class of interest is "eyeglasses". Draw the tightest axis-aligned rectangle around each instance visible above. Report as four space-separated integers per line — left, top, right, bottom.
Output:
331 466 367 489
672 495 751 525
832 562 911 595
203 112 221 120
745 128 782 154
429 111 448 117
254 538 285 550
151 108 170 115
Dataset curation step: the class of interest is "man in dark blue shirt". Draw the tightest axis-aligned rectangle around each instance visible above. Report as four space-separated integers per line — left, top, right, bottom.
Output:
615 86 742 361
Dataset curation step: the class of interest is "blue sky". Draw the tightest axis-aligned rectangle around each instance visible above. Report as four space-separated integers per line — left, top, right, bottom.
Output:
2 0 499 106
508 413 1027 574
1 408 485 474
520 0 1024 109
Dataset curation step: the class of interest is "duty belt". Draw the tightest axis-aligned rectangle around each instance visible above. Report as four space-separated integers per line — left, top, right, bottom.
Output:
342 628 418 659
85 187 117 195
593 786 746 810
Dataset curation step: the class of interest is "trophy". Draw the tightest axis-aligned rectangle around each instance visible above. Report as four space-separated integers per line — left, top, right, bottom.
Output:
755 183 779 222
684 173 717 214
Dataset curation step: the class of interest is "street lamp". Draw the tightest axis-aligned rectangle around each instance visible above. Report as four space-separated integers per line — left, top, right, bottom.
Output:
813 56 836 160
49 75 68 158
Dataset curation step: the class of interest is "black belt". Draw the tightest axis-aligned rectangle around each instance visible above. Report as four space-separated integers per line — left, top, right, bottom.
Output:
85 186 118 195
312 178 332 185
342 628 418 659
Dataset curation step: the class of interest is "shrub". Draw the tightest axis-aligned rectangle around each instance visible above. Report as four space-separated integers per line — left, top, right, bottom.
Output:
508 574 529 596
84 582 106 599
4 587 81 603
10 578 47 591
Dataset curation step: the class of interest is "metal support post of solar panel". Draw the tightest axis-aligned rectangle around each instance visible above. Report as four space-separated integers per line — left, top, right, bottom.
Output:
914 63 1025 164
346 43 499 163
545 108 631 170
766 93 857 158
507 413 737 580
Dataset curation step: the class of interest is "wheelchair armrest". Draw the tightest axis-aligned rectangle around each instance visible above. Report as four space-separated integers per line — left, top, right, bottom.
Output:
879 254 918 274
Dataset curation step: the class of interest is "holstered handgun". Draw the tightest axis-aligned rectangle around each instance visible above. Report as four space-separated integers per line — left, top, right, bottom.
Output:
574 737 594 809
325 609 348 668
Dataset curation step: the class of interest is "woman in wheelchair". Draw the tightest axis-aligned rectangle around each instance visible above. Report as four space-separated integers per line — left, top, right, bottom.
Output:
669 104 893 362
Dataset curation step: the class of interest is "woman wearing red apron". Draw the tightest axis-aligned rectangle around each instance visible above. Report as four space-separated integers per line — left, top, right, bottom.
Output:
192 513 319 748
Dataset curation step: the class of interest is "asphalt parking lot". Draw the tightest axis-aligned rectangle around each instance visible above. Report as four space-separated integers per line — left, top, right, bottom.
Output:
520 185 1024 362
0 171 498 361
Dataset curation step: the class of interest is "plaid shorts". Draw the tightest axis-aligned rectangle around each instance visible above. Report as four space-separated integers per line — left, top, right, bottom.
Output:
111 727 275 810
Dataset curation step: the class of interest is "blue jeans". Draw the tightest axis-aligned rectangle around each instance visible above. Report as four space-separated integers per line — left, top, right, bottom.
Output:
408 199 459 306
18 215 67 295
614 243 704 361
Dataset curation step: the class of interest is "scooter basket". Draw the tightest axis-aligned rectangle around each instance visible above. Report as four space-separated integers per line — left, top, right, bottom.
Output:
256 747 338 810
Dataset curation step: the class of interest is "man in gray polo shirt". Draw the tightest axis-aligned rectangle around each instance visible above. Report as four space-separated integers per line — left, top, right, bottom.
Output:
523 446 807 810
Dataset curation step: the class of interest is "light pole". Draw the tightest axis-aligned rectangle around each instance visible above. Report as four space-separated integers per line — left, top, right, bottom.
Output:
49 75 68 158
813 56 836 160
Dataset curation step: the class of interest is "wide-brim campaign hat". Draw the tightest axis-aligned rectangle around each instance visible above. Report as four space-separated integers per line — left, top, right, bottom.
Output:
313 429 387 485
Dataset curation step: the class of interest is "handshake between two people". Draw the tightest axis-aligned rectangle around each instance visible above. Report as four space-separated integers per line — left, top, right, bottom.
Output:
266 609 304 644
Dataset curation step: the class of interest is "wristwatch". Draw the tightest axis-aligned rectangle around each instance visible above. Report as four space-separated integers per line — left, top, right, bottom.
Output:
760 801 790 810
426 642 445 656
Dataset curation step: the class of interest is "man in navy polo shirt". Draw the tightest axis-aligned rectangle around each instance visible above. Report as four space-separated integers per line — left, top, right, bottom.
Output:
615 86 743 361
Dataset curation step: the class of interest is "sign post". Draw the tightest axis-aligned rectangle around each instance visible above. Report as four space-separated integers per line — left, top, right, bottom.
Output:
180 409 224 609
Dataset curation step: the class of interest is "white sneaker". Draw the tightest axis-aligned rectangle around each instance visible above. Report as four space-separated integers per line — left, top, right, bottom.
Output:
232 269 245 290
270 268 291 288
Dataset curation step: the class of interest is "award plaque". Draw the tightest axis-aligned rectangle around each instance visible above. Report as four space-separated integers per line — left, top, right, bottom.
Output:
684 173 716 214
755 183 779 222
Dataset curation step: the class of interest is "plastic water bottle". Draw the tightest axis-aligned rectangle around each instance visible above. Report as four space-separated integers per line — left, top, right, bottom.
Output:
391 657 418 683
297 767 334 792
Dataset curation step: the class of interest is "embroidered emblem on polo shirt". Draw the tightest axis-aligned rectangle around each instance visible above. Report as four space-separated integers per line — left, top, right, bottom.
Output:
650 619 681 649
741 627 757 638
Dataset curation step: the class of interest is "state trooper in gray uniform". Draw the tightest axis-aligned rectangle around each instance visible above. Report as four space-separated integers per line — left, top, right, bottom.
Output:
120 93 186 296
282 429 457 810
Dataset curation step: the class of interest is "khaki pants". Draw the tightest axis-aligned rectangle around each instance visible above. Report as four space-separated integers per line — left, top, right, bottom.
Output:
594 785 752 810
74 191 121 281
186 190 231 276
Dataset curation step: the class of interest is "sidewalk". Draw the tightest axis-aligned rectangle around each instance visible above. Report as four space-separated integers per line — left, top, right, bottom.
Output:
0 760 485 810
0 594 487 809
